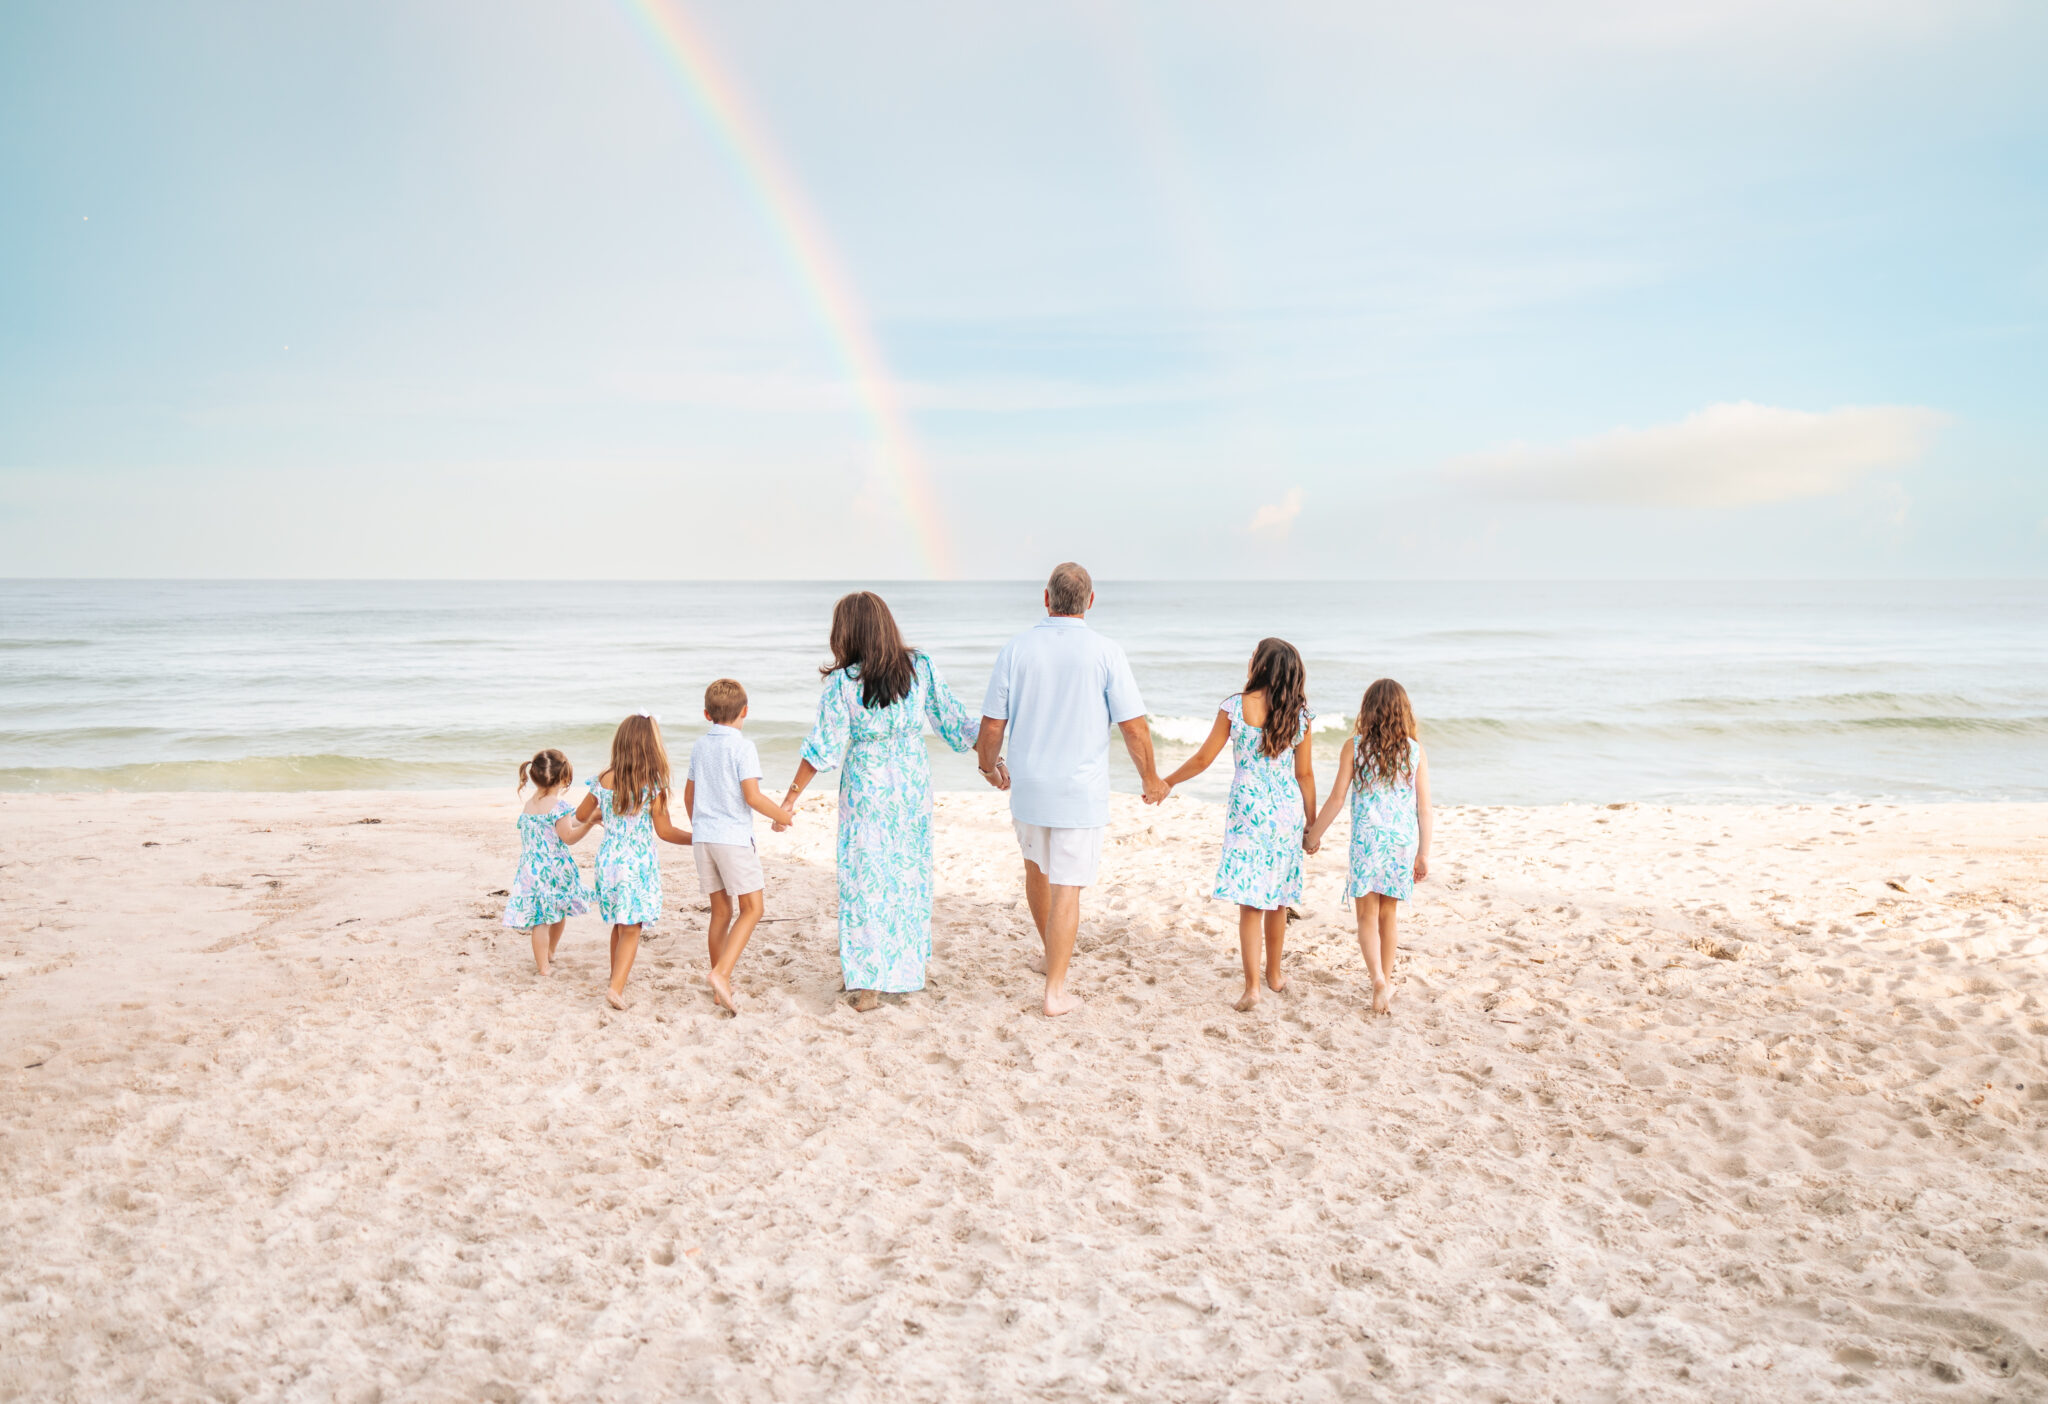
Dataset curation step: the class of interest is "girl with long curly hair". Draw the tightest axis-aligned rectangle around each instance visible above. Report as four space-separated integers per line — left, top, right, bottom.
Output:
571 713 694 1009
1305 678 1432 1014
1160 638 1318 1010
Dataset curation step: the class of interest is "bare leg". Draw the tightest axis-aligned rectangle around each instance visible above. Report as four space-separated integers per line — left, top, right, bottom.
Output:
530 924 550 975
706 890 732 969
1041 879 1084 1017
1234 906 1263 1010
1356 895 1390 1014
608 923 641 1008
1264 907 1288 992
1023 861 1051 974
1379 897 1401 1011
709 890 762 1014
547 920 565 961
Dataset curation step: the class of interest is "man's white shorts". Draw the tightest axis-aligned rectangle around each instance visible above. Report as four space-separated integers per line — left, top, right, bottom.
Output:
1013 822 1104 887
694 840 765 897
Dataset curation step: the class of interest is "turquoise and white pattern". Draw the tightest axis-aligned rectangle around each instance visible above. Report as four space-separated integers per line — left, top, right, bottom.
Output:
1348 737 1420 901
800 652 978 993
588 778 663 925
502 798 593 928
1211 694 1313 910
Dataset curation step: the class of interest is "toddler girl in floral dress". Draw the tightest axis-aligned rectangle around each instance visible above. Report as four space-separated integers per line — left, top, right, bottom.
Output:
570 714 693 1009
1306 678 1432 1015
1160 638 1318 1010
502 748 596 976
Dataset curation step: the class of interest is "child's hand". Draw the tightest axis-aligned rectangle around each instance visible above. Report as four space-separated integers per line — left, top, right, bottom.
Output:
1413 853 1429 882
771 821 789 833
1303 833 1320 855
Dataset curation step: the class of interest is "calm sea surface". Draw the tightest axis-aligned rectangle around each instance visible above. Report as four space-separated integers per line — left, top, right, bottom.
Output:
2 580 2043 805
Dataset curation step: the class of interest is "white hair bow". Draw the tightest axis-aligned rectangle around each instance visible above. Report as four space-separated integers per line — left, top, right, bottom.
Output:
637 710 660 723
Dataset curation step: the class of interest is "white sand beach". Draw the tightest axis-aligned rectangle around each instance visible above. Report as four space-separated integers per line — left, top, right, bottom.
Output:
3 791 2045 1401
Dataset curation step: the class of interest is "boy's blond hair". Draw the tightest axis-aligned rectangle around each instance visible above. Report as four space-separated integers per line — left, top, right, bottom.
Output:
704 678 747 725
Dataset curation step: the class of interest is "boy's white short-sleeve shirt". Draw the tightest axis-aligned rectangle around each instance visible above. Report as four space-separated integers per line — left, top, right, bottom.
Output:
981 616 1145 830
687 724 763 846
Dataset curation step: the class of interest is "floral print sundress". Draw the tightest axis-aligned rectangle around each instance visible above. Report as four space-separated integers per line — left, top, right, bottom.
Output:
1211 694 1314 910
588 778 663 925
501 797 593 928
800 652 978 993
1349 737 1420 901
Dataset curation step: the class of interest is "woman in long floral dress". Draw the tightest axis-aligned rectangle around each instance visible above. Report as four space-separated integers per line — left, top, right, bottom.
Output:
778 592 979 1010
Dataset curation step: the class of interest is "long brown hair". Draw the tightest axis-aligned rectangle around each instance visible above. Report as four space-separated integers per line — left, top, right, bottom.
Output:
1243 638 1307 761
601 714 670 817
1354 678 1417 786
518 748 572 793
824 591 917 710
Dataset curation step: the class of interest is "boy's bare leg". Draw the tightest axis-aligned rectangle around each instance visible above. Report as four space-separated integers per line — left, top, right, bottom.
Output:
706 890 732 968
1234 906 1263 1011
608 923 641 1008
1041 881 1084 1016
530 924 551 976
708 890 762 1014
1023 861 1051 974
1357 895 1390 1014
1264 907 1288 992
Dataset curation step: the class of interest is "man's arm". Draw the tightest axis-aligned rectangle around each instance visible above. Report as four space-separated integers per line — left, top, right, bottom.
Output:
974 717 1010 790
1119 717 1168 804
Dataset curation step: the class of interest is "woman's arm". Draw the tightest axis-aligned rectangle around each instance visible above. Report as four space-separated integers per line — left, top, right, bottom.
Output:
780 758 818 819
1159 711 1230 791
650 791 693 845
921 655 980 754
1413 746 1431 881
1292 731 1318 828
1304 739 1354 852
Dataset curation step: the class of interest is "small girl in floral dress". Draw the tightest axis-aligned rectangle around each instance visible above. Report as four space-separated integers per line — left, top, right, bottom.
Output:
1160 638 1318 1011
570 714 693 1009
1306 678 1432 1015
503 748 596 976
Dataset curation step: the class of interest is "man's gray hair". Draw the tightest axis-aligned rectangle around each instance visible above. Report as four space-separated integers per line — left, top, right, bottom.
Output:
1046 562 1093 616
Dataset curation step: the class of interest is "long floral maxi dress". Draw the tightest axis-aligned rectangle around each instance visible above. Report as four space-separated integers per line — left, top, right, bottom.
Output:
1348 737 1420 901
588 779 663 925
800 652 978 992
1211 694 1314 910
502 798 593 928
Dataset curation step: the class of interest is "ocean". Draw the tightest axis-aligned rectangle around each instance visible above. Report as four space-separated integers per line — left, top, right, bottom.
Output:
2 580 2043 805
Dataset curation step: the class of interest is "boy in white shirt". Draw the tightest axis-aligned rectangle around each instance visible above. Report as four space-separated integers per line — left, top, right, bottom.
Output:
685 678 793 1014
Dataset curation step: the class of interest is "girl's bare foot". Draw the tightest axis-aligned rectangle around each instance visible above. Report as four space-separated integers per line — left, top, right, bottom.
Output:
851 989 879 1013
536 961 551 978
1044 989 1084 1017
1266 971 1288 993
1370 978 1391 1015
607 987 628 1010
709 970 738 1015
1234 985 1261 1012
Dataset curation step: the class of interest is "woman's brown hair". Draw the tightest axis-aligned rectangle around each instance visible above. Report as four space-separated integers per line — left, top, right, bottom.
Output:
601 714 670 817
1354 678 1418 786
823 591 918 710
518 748 572 793
1242 638 1308 761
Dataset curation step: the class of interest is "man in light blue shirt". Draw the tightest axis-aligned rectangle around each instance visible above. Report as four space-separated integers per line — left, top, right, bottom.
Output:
977 562 1166 1017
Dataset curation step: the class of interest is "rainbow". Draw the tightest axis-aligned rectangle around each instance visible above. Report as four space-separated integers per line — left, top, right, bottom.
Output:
617 0 955 578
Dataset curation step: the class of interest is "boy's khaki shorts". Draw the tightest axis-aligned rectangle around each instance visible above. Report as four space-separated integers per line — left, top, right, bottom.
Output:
693 840 764 897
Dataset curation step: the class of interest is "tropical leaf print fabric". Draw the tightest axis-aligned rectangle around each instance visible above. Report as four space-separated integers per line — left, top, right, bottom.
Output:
1211 694 1313 910
501 798 593 928
1349 737 1420 901
588 779 663 925
800 653 977 993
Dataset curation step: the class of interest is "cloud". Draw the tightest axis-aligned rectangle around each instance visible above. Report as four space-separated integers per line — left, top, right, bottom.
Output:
1444 402 1948 508
1248 487 1305 536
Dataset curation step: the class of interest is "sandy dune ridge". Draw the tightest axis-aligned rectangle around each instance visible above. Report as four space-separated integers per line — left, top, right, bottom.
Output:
2 791 2045 1401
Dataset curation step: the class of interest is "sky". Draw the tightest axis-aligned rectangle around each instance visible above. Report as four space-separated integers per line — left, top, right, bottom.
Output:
2 0 2044 579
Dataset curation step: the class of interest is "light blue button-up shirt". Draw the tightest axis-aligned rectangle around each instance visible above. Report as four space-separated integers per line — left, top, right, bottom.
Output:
686 724 763 846
981 616 1146 829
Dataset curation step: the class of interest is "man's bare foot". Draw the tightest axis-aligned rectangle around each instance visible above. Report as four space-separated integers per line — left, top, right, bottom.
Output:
1370 978 1391 1015
1266 971 1288 993
1234 985 1261 1012
709 970 738 1015
1043 989 1084 1017
606 987 628 1010
851 989 879 1013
